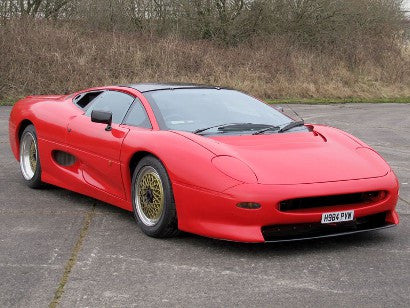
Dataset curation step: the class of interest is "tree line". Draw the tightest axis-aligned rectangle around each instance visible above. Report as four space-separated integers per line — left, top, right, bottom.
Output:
0 0 406 48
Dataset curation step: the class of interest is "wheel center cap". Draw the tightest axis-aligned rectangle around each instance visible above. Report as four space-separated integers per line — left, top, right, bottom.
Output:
145 189 154 203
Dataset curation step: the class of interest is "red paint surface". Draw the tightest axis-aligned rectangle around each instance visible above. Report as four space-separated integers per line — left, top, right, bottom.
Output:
9 86 399 242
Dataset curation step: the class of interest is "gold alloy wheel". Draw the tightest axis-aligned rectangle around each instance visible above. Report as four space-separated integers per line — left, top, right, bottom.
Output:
29 140 37 171
20 131 38 180
135 166 165 226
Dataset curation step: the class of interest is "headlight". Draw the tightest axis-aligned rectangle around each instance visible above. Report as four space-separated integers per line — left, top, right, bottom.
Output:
212 155 257 183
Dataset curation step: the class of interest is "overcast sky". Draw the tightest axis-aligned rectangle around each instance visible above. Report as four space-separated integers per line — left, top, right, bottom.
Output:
404 0 410 11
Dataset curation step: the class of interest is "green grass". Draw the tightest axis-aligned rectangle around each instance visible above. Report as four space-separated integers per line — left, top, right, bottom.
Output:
49 205 96 308
1 96 410 106
265 97 410 104
0 98 21 106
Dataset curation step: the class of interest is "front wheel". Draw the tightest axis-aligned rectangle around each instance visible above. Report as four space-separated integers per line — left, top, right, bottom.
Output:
131 156 178 238
19 124 44 188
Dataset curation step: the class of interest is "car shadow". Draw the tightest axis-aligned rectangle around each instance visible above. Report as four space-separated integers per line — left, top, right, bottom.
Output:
172 230 396 257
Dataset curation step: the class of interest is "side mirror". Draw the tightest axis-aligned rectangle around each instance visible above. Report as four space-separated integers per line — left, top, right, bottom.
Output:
276 106 284 112
91 110 112 131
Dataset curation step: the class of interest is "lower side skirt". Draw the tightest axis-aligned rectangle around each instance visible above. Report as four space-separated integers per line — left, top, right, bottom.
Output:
262 212 396 243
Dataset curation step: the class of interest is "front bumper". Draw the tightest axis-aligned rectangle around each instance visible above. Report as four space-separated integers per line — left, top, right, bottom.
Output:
174 171 399 243
261 211 396 242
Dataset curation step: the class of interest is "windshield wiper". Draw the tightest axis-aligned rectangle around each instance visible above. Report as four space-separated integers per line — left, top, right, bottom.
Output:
278 120 305 133
252 125 280 135
254 120 305 135
193 123 278 134
193 123 240 134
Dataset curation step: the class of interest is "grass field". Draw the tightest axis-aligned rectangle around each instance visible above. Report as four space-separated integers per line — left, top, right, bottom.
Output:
0 98 18 106
1 19 409 102
266 97 410 104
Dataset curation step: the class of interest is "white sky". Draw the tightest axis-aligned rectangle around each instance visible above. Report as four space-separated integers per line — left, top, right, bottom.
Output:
403 0 410 11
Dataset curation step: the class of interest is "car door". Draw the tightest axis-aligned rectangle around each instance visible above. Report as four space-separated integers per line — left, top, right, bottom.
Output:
66 90 135 199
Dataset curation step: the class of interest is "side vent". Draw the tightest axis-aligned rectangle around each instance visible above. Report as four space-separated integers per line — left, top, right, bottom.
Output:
52 150 76 166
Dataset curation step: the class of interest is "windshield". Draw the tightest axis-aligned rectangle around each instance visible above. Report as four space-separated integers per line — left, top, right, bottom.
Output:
144 89 293 134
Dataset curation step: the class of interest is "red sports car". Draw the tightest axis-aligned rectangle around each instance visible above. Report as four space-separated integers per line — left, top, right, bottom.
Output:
9 83 399 242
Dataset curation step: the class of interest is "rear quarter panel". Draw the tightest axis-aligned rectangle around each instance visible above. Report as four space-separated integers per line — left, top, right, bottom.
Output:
9 95 77 160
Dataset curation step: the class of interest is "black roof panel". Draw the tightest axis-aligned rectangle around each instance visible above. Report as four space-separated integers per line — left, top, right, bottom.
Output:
122 83 223 93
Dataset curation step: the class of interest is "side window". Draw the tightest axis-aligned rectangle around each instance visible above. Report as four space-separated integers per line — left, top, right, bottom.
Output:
123 99 152 128
74 91 104 109
85 91 134 124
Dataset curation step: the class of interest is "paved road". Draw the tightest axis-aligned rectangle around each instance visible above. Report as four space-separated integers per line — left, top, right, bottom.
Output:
0 104 409 307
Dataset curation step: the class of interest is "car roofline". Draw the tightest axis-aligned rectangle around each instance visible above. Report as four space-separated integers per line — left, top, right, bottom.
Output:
118 83 229 93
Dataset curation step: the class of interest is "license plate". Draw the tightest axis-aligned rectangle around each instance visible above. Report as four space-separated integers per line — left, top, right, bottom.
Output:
321 210 354 224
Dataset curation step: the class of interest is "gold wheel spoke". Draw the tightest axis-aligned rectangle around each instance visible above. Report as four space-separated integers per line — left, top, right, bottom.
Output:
29 139 37 172
136 168 164 223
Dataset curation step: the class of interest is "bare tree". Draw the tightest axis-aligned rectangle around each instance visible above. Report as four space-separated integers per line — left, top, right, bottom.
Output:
0 0 405 48
0 0 74 18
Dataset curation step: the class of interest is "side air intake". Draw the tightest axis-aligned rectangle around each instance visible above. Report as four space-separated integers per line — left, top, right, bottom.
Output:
52 150 76 167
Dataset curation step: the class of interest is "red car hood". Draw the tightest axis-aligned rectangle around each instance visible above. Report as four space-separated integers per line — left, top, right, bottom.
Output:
174 125 390 184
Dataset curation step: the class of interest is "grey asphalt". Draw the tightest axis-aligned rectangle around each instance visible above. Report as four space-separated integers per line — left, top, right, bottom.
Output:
0 104 409 307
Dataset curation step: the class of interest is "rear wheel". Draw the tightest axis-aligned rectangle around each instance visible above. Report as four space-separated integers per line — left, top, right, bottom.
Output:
19 125 44 188
131 156 178 238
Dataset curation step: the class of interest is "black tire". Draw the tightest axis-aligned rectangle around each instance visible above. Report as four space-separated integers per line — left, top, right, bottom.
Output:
131 155 179 238
19 124 44 188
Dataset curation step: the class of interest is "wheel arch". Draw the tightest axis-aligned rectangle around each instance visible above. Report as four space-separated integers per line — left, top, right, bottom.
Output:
129 151 160 180
12 119 35 160
18 119 34 142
